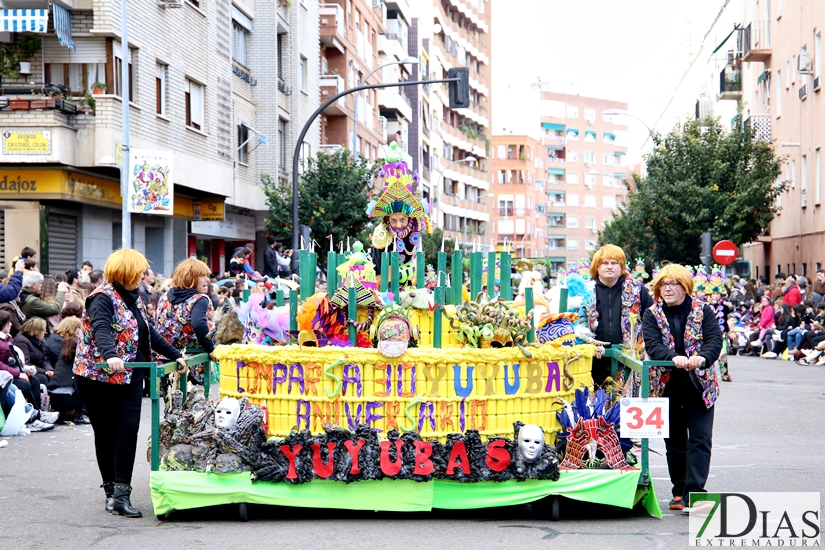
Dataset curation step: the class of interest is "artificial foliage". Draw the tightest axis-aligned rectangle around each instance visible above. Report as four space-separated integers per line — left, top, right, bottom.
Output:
599 115 786 264
263 148 380 266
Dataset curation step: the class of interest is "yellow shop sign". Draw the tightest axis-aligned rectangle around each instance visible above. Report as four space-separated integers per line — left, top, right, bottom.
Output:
0 169 121 208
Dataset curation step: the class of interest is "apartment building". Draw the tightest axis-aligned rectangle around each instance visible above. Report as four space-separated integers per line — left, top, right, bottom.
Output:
491 135 549 258
426 0 491 249
0 0 319 275
534 88 629 271
739 0 825 281
319 0 386 160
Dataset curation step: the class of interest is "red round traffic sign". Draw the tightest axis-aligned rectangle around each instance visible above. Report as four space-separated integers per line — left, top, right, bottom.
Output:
712 240 738 265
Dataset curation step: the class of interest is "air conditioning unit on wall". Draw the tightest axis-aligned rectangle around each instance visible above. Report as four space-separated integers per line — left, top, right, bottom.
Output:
157 0 183 8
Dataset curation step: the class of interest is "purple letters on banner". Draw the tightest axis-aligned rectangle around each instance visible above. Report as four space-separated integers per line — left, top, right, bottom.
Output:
418 402 436 432
273 363 288 393
343 364 363 397
288 363 305 394
397 364 417 396
365 401 384 431
459 397 467 432
236 361 245 393
296 400 311 430
344 402 364 430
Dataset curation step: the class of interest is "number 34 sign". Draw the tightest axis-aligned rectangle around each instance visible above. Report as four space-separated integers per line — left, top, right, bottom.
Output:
619 398 669 438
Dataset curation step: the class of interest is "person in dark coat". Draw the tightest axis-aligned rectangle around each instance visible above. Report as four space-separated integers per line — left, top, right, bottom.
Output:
263 236 279 278
589 244 653 386
46 316 89 424
73 249 185 519
642 263 722 512
13 317 53 388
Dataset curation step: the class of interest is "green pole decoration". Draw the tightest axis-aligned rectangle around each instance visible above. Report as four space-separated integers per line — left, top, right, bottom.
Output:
289 289 298 343
500 251 512 300
525 287 535 343
416 250 425 288
348 286 357 345
437 251 446 288
327 252 337 298
309 250 317 296
452 249 462 305
299 249 310 300
433 286 443 349
559 286 568 313
391 251 400 298
380 251 389 292
487 250 496 298
470 251 482 299
276 289 284 307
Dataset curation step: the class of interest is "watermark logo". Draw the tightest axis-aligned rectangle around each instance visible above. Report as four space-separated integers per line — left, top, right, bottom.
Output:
689 492 820 547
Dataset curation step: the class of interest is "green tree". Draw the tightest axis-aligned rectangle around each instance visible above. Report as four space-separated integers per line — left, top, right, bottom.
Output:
263 148 379 267
599 115 786 264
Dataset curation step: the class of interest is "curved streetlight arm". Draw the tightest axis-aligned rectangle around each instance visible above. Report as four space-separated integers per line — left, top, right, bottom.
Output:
605 110 655 138
353 59 420 153
290 77 460 270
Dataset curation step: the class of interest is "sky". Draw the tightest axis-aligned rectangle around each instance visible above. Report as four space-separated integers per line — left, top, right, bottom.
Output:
491 0 729 164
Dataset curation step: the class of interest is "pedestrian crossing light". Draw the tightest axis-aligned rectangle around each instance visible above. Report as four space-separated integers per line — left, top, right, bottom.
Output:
448 67 470 109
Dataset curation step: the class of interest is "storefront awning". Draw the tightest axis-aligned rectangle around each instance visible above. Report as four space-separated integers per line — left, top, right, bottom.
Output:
614 151 626 156
1 9 47 32
541 122 565 131
546 145 565 151
567 128 579 135
547 168 565 175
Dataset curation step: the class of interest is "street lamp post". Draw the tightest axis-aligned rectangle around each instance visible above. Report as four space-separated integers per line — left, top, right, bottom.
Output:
463 192 495 250
119 0 131 249
603 109 654 137
352 56 419 154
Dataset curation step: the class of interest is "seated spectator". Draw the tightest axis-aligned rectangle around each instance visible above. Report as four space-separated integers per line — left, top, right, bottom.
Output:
14 317 53 389
65 269 87 307
0 310 57 431
46 317 89 424
44 310 82 368
19 271 68 331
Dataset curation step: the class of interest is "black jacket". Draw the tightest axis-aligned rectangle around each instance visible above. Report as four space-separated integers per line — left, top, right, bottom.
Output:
594 274 654 344
642 297 723 396
263 246 279 278
43 332 62 367
166 287 215 353
13 332 53 375
47 356 75 391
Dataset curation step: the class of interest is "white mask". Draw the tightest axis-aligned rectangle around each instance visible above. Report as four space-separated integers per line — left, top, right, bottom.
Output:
518 424 545 463
215 398 241 430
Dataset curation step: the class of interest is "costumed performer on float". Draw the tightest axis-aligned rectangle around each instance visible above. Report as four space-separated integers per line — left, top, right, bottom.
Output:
590 244 653 387
368 142 432 285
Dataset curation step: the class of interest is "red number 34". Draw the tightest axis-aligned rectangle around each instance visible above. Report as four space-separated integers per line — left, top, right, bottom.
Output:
625 407 664 429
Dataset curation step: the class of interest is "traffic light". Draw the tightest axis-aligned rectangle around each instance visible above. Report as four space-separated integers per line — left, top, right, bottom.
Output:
448 67 470 109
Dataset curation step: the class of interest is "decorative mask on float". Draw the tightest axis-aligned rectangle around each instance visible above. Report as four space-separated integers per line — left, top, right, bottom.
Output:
518 424 545 463
214 397 241 430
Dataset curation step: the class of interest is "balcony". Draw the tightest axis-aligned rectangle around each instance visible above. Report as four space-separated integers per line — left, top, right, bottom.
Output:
378 86 412 121
741 22 771 62
320 3 347 53
718 66 742 101
744 113 771 142
320 74 347 115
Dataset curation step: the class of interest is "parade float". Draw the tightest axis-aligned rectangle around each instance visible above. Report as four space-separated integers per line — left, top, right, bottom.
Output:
143 145 663 521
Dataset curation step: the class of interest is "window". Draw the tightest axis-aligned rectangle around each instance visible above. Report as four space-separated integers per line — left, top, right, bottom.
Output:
776 70 782 116
233 20 250 67
155 63 166 116
187 0 199 7
566 106 578 118
603 195 616 208
498 198 514 216
604 153 615 165
602 175 614 186
113 41 133 101
584 152 595 165
277 33 287 81
567 216 578 228
497 144 506 159
817 148 821 204
584 195 596 207
602 110 614 123
278 118 287 173
802 154 808 207
585 216 596 229
238 124 249 164
567 238 579 250
185 79 204 131
45 62 105 97
566 172 578 184
566 130 578 141
585 239 597 251
791 159 796 188
584 108 596 123
568 150 578 162
300 56 307 90
584 173 596 187
497 170 506 184
567 193 579 206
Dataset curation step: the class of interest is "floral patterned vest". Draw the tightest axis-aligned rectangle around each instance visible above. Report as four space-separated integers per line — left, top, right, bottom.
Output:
649 300 720 409
155 291 206 353
620 276 644 348
73 282 148 385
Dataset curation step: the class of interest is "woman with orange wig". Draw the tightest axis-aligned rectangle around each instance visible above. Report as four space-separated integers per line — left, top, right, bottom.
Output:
642 263 722 512
74 249 185 518
155 258 215 381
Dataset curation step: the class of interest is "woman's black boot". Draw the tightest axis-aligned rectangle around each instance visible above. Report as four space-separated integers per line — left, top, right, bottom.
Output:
112 483 142 518
102 481 115 513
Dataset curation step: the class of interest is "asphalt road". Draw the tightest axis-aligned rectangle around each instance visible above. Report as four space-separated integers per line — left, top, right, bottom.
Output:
2 355 824 550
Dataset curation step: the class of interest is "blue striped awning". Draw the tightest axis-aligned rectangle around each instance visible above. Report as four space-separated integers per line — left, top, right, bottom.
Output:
52 4 75 51
542 122 565 131
547 167 565 175
603 132 616 139
567 128 579 135
614 151 626 156
547 256 566 261
546 145 565 151
585 130 597 139
1 9 48 33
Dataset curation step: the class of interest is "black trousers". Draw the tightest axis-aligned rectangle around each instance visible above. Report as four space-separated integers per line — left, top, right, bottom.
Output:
75 375 144 484
805 331 825 349
49 391 85 416
663 381 715 501
12 375 41 410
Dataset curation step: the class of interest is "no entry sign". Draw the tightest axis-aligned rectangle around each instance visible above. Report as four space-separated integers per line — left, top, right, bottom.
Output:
712 240 738 265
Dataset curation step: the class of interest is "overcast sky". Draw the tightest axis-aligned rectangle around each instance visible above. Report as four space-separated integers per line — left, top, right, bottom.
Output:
491 0 729 164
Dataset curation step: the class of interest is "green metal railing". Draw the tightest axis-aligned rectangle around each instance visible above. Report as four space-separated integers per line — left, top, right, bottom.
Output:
95 349 212 471
605 347 683 487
